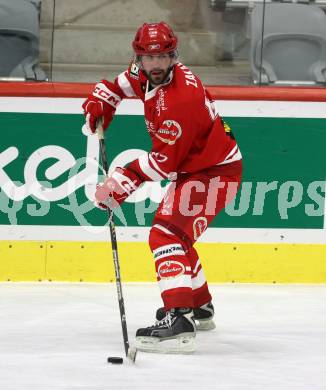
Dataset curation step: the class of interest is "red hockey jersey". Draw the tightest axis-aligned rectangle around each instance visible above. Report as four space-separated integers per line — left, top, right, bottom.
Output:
109 62 242 182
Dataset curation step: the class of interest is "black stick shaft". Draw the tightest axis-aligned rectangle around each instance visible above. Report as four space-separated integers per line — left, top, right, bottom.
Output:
98 135 130 357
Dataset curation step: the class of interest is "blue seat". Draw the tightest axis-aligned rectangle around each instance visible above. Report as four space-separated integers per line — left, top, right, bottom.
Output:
250 3 326 85
0 0 47 80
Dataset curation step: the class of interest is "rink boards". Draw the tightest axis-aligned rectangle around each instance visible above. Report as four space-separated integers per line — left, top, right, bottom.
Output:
0 87 325 282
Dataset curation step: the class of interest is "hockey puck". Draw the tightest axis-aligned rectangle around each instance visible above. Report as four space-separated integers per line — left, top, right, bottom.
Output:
107 356 123 364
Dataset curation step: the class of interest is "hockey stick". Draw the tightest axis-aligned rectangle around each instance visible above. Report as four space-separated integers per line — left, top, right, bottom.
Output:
97 122 137 363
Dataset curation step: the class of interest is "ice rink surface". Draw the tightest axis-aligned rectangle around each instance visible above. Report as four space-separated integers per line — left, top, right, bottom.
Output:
0 283 325 390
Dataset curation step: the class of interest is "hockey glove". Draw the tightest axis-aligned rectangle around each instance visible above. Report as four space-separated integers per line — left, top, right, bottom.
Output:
82 80 122 134
95 167 142 210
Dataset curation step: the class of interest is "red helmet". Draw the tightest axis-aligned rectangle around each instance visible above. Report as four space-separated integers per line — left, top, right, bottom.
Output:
132 22 178 55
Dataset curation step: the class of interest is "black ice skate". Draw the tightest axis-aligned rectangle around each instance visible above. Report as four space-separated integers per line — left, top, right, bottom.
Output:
156 302 216 331
135 308 196 354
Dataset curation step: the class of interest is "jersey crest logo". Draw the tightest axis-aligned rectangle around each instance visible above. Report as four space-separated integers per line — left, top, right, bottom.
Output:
155 120 182 145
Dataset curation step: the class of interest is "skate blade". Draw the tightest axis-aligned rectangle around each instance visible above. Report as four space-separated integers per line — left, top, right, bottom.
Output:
135 333 195 354
195 319 216 331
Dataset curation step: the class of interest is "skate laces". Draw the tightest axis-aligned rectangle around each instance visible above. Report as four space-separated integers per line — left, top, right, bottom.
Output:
155 309 174 328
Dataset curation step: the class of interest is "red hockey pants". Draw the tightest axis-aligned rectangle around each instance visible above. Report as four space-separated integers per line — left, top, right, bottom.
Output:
149 160 242 310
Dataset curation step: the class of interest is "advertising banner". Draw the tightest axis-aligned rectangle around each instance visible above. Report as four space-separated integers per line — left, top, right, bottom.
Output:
0 98 325 244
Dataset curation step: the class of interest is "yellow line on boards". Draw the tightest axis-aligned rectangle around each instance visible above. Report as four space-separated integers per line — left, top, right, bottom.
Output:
0 241 325 283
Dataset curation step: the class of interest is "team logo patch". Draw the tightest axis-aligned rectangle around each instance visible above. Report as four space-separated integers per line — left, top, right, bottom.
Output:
155 120 182 145
193 217 208 240
158 260 185 279
130 62 140 79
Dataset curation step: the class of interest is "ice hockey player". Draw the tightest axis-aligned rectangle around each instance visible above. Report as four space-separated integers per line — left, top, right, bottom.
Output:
82 22 242 353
